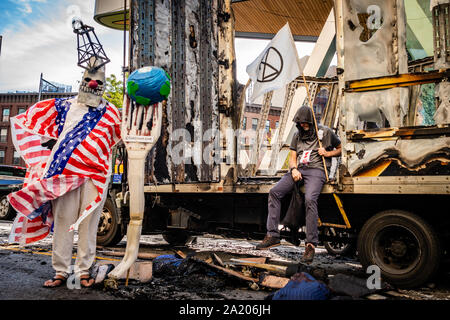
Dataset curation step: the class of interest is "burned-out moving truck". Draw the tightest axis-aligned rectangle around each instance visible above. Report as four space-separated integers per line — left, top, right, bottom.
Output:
94 0 450 288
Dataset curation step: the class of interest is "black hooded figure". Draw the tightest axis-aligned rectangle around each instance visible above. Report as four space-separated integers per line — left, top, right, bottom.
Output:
294 106 316 141
255 105 342 264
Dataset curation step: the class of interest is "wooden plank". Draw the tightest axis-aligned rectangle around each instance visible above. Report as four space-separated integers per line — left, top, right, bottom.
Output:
175 250 187 259
259 274 290 289
227 261 293 276
232 0 333 38
211 253 225 267
101 251 161 260
202 261 258 282
230 257 267 264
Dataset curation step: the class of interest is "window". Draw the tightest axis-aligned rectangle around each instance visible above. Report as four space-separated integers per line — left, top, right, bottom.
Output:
0 150 4 164
0 128 7 142
251 118 258 130
313 88 330 123
13 151 21 165
2 108 10 122
242 117 247 130
265 120 271 132
18 108 26 115
275 121 279 129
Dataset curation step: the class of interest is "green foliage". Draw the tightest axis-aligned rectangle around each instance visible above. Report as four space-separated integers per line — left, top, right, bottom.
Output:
419 83 436 126
103 74 124 109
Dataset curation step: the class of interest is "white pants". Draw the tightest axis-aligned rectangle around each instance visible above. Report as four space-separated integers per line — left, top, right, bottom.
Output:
51 179 107 278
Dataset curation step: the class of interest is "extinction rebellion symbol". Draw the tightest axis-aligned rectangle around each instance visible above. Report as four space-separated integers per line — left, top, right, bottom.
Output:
257 47 284 83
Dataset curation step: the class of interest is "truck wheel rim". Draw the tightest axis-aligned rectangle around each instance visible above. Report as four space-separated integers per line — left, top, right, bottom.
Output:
0 198 9 218
98 207 113 236
372 224 421 275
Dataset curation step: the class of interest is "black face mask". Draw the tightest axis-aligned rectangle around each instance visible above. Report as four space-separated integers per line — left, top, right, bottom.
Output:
296 122 316 141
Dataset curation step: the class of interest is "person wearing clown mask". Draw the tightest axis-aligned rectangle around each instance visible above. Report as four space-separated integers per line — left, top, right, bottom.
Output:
8 57 121 288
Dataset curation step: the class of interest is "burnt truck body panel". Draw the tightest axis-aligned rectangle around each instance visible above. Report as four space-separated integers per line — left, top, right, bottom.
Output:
100 0 449 287
125 0 449 192
115 0 450 229
130 0 231 185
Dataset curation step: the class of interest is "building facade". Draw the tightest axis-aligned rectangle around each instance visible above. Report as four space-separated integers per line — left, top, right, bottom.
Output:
0 92 76 167
242 104 281 145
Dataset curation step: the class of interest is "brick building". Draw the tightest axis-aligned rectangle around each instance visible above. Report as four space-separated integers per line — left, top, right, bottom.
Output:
240 85 332 149
0 92 76 166
241 103 281 145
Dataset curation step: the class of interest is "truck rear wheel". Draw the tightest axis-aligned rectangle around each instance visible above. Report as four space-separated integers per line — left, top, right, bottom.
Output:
97 197 124 247
357 210 441 288
323 227 355 257
162 230 191 246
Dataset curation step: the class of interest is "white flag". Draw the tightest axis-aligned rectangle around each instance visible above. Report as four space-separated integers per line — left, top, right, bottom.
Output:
246 23 301 102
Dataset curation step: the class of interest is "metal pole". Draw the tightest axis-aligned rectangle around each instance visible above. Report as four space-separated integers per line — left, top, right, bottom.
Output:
123 0 127 89
301 73 329 182
38 73 43 102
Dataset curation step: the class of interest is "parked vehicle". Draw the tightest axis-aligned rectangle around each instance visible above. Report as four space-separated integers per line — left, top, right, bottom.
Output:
0 165 26 220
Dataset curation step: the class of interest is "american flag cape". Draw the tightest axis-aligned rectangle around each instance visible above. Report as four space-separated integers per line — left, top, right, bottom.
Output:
7 97 121 245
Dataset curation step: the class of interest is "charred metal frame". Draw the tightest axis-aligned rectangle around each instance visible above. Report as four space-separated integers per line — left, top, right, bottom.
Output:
170 0 186 183
122 1 449 239
433 2 450 69
345 70 450 92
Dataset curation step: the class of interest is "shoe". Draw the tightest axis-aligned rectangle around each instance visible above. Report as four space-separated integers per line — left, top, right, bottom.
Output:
255 235 280 250
288 227 300 246
301 243 315 264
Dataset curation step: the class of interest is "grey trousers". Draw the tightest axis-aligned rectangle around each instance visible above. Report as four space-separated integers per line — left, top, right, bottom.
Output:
267 167 326 246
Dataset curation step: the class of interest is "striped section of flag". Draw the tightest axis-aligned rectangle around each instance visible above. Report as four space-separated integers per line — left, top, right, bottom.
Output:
9 214 50 245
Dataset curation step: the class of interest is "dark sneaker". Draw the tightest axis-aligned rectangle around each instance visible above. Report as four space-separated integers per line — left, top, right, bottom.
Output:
255 236 281 250
301 243 315 264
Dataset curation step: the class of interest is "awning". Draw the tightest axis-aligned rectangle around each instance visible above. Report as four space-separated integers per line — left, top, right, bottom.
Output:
93 0 333 41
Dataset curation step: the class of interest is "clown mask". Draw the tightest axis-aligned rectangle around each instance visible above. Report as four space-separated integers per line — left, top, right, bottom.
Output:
77 57 106 107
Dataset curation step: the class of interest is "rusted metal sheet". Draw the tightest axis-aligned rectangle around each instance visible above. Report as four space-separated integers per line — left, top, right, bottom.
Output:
336 0 409 131
171 0 187 183
133 0 450 195
149 0 172 184
136 0 226 185
345 71 450 93
435 82 450 124
347 125 450 140
335 0 450 180
432 1 450 70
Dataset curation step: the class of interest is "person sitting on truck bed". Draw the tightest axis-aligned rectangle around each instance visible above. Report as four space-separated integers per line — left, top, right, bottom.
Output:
256 105 342 264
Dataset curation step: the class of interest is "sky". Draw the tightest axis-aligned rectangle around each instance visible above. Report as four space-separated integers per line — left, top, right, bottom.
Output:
0 0 328 93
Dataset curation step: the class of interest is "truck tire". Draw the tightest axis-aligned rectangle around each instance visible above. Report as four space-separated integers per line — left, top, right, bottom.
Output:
323 228 356 257
162 230 191 246
97 197 124 247
357 210 441 288
0 195 16 220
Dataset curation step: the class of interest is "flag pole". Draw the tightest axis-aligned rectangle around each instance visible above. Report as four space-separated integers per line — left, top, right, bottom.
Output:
301 73 329 182
288 24 329 182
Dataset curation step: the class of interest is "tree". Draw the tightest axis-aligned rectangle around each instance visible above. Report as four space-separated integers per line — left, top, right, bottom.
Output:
103 74 124 109
420 83 435 126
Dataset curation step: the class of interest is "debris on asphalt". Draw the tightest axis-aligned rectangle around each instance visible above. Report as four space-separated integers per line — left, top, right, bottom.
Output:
327 273 389 298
